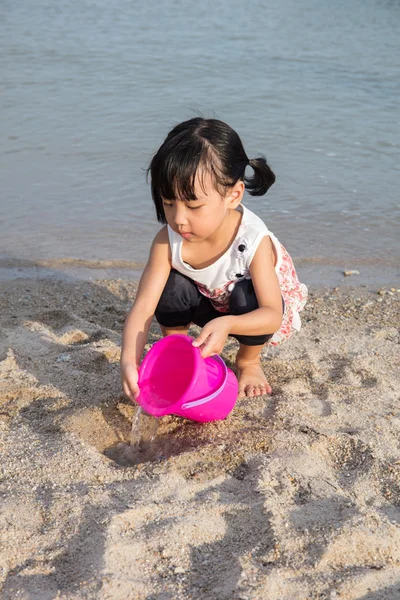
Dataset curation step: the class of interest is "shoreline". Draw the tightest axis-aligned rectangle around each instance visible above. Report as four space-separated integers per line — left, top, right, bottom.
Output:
1 275 399 599
0 255 398 289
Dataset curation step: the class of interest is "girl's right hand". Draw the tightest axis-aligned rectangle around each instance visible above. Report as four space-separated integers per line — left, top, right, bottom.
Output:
121 362 140 403
120 226 171 404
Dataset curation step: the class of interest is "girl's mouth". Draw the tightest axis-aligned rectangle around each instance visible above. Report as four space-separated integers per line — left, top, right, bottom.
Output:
179 232 193 239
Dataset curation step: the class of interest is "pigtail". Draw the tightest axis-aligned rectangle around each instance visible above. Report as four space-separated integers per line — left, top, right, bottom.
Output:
245 157 276 196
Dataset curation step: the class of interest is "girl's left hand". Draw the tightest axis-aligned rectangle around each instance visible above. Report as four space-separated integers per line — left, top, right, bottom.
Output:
192 316 233 358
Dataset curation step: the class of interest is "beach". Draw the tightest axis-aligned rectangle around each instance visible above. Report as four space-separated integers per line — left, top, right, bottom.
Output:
2 0 400 596
1 272 399 599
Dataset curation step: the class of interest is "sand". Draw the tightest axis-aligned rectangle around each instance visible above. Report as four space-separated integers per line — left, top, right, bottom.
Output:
0 273 399 600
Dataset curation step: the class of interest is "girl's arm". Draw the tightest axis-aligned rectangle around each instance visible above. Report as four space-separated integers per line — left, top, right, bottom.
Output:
228 234 283 335
193 236 282 356
121 227 171 400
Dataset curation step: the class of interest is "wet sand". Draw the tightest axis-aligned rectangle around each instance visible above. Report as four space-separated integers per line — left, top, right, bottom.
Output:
0 275 399 599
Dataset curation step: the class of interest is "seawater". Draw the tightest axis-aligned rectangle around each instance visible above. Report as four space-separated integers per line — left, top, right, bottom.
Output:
1 0 399 283
130 406 160 450
103 406 160 466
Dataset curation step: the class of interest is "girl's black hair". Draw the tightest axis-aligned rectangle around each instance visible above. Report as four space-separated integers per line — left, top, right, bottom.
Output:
147 117 276 223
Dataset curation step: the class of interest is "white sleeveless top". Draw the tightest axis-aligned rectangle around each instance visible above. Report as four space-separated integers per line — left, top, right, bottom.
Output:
167 204 308 345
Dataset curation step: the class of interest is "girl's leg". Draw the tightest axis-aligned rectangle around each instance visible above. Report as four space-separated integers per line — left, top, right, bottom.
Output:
155 270 216 337
160 324 189 337
155 270 197 336
229 279 280 398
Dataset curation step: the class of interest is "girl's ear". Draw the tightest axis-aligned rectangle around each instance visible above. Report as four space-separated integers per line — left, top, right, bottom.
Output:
226 180 245 208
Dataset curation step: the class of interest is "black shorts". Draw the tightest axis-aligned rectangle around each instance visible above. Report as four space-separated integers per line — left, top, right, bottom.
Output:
155 269 284 347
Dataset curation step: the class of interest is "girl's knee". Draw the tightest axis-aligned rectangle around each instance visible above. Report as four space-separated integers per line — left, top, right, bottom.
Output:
155 269 200 326
229 279 259 315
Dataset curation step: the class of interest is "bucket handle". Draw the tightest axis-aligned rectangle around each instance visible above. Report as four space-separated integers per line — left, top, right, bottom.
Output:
181 355 228 410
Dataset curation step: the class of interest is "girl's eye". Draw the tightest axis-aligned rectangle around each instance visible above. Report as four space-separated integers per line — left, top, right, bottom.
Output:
162 202 203 210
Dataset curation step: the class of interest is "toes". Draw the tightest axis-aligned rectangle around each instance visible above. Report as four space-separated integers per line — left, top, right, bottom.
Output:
238 382 272 399
253 384 272 397
255 384 271 396
245 385 256 398
254 385 265 398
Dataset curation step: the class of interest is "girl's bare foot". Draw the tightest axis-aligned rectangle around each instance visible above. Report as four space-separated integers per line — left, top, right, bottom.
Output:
235 360 272 398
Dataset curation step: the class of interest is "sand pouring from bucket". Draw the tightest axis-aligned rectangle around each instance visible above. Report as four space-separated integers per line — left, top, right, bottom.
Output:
136 335 238 422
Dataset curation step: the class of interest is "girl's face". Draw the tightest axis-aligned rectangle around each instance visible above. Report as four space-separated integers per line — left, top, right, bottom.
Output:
162 173 244 243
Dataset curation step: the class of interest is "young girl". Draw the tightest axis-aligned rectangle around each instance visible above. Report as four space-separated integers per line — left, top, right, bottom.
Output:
121 118 307 401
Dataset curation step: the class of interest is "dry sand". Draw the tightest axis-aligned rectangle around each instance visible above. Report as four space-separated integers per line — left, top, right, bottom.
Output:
0 274 399 600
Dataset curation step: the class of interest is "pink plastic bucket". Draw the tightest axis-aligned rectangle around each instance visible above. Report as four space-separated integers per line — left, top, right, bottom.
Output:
136 335 238 422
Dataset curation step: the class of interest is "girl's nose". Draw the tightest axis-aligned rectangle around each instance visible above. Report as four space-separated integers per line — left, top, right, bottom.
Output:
173 203 188 226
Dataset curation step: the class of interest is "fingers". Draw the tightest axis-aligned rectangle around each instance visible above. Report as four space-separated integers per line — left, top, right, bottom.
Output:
192 328 214 358
198 335 214 358
192 328 210 349
192 318 230 358
192 329 223 358
123 379 140 403
121 362 140 403
199 334 221 359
